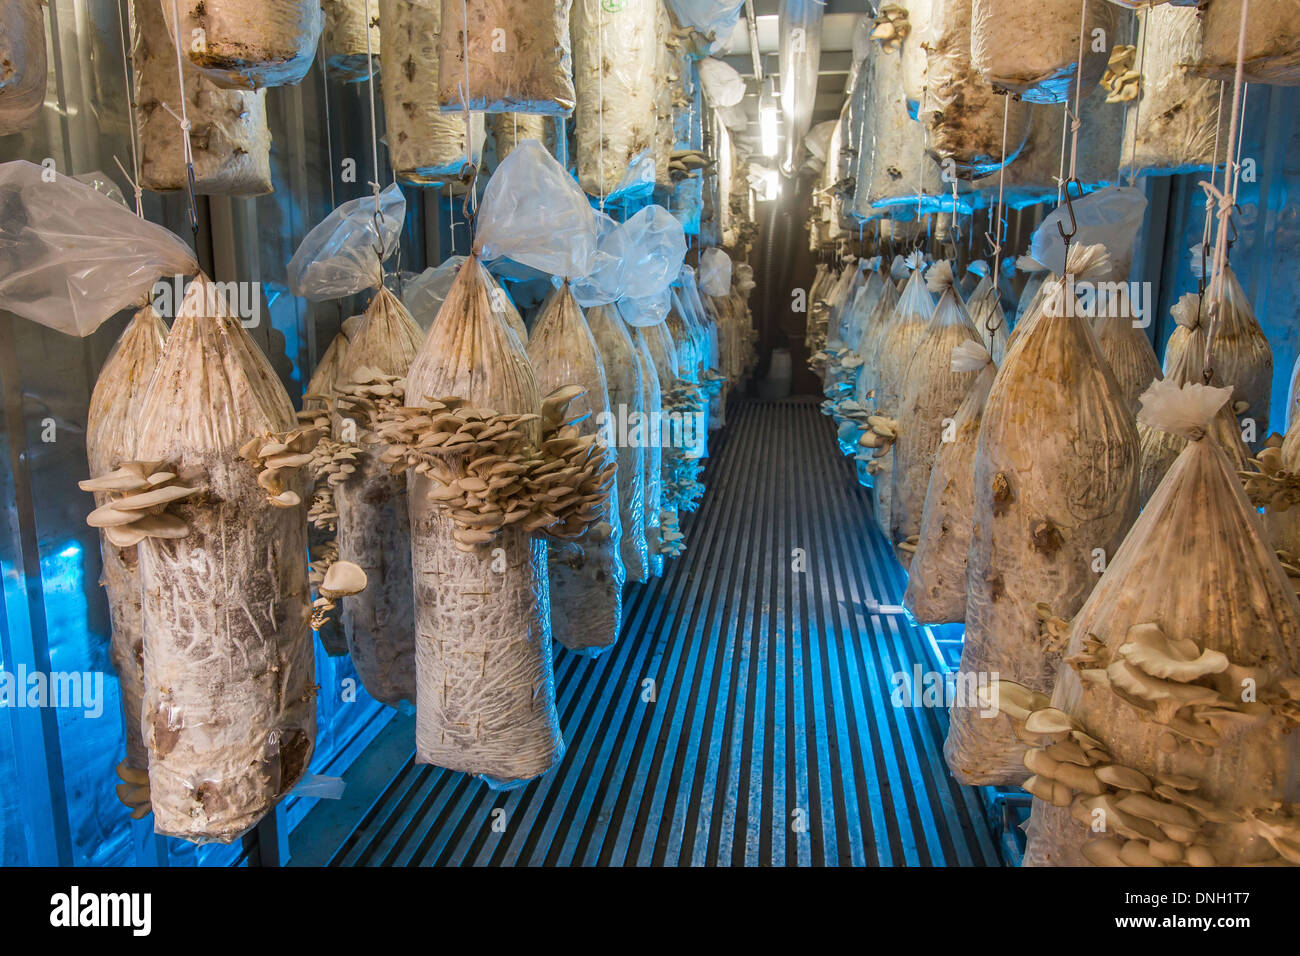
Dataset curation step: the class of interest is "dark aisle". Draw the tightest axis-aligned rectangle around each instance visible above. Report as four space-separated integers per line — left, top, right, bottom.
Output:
296 398 998 866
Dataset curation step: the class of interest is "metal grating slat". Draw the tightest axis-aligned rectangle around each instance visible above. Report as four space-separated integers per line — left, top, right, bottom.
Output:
315 398 1000 866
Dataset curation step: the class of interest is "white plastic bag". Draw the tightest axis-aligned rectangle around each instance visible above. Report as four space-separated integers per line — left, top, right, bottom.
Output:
1030 186 1148 280
287 184 406 300
0 160 198 337
619 204 688 299
698 57 745 108
666 0 744 45
619 288 673 328
571 211 630 308
474 140 597 279
699 248 732 297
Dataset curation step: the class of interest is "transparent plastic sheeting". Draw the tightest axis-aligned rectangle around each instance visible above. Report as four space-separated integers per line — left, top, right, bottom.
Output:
474 139 598 279
666 0 745 48
287 183 406 299
1030 186 1149 280
698 57 745 108
405 255 467 326
0 160 198 337
572 211 629 307
779 0 824 173
699 247 732 296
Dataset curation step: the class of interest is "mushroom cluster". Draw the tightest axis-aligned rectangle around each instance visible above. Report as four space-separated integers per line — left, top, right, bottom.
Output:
658 508 686 558
114 759 151 820
1102 44 1141 103
81 462 204 550
856 413 899 477
1279 550 1300 598
236 426 324 509
307 556 369 630
1240 436 1300 513
989 617 1300 866
372 384 616 552
870 3 911 54
669 149 712 179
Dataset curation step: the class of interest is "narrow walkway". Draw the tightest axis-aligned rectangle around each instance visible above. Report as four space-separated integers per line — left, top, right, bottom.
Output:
299 398 998 866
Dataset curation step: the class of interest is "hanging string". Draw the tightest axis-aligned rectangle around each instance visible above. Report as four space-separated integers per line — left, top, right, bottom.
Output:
114 0 143 217
362 0 381 206
1231 82 1250 199
165 0 199 241
455 0 479 234
1199 82 1227 278
317 41 337 211
1056 0 1089 203
989 94 1010 294
1124 6 1151 186
597 1 606 211
1201 0 1251 379
1067 0 1088 182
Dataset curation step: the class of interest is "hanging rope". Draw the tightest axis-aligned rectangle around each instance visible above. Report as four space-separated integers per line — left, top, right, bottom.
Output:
1201 0 1251 380
989 94 1010 294
1124 6 1150 185
165 0 199 241
114 0 143 217
317 41 336 211
597 0 606 211
362 0 381 207
1056 0 1089 203
455 0 479 234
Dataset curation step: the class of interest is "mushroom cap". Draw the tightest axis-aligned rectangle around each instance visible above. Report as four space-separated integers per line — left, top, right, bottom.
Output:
321 560 367 597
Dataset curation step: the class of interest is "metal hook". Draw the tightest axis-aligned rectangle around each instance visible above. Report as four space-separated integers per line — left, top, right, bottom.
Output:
1056 176 1081 257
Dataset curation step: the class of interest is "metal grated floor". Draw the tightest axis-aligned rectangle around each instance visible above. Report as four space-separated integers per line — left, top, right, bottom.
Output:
301 398 999 867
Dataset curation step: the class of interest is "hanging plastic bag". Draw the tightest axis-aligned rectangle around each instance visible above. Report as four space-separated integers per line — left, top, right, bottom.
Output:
1122 5 1233 177
571 211 630 308
134 0 273 196
381 0 481 187
867 262 936 536
890 263 983 557
666 0 745 47
946 244 1139 788
439 0 576 114
1022 380 1300 867
1031 186 1149 281
573 0 660 197
474 139 597 278
161 0 323 89
287 184 406 299
1138 292 1247 505
1091 287 1162 415
0 160 198 337
0 0 47 135
971 0 1120 103
699 247 732 297
922 0 1033 178
404 255 467 327
1163 263 1273 434
904 340 998 624
527 285 626 655
779 0 824 172
698 57 746 108
1191 0 1300 86
588 303 650 582
616 204 687 302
